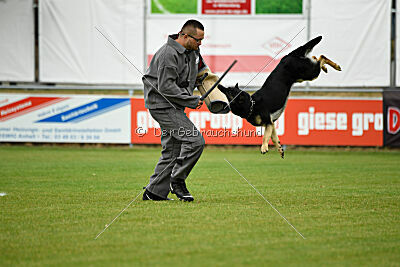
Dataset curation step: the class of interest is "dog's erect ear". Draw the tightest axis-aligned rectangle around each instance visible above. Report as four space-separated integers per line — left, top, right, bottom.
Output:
304 36 322 54
289 36 322 57
235 83 239 89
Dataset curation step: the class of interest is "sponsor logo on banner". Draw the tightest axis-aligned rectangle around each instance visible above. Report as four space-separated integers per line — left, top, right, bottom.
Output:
262 37 292 55
0 97 66 121
202 0 251 15
387 107 400 134
131 98 283 145
36 98 130 123
383 90 400 147
131 97 383 146
297 106 383 137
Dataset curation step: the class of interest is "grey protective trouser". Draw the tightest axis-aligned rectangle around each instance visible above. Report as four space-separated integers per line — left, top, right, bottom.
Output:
147 108 205 198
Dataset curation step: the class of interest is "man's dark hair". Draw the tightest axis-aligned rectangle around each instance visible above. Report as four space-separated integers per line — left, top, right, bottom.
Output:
181 19 204 35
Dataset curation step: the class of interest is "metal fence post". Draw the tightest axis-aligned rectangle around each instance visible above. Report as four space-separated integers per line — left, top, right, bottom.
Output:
391 0 396 89
305 0 312 91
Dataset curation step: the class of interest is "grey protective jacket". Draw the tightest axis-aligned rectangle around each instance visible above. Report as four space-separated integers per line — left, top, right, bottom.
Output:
143 34 207 110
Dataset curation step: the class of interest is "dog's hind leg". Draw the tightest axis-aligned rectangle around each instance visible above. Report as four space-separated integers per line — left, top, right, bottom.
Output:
261 124 273 154
271 125 284 159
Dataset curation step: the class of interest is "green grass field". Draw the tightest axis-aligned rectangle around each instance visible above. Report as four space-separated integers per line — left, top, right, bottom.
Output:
1 145 399 266
256 0 303 14
151 0 197 14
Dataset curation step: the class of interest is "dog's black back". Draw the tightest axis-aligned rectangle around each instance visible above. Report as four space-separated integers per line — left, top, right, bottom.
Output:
218 36 323 127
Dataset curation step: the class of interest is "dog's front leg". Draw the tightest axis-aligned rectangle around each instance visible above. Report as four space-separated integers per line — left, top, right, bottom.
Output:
320 55 341 71
261 124 273 154
314 55 342 73
271 125 284 159
312 56 328 73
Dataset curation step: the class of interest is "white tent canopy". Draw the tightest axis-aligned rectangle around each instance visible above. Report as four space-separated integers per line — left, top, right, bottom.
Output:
0 0 393 87
0 0 34 82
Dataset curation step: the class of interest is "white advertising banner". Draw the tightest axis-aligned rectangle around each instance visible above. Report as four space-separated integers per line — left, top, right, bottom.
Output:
0 94 131 143
39 0 144 84
310 0 391 87
146 18 307 86
0 0 34 82
146 0 390 87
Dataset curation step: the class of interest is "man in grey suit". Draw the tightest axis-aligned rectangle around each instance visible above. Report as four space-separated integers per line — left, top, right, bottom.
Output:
142 20 207 202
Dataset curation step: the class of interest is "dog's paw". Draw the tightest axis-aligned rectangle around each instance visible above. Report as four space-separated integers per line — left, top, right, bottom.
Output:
277 144 284 159
261 145 269 154
336 65 342 71
278 146 284 159
321 66 328 73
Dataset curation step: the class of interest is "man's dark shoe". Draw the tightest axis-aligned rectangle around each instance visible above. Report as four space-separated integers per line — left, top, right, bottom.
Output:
142 189 174 201
170 180 194 202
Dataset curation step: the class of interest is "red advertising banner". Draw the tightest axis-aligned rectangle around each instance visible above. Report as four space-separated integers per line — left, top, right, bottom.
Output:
202 0 251 15
131 97 383 146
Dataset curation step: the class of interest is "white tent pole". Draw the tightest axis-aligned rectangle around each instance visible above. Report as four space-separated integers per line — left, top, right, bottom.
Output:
307 0 311 41
143 0 148 74
305 0 312 91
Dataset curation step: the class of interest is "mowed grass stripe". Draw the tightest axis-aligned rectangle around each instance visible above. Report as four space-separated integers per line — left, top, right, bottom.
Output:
0 145 399 266
151 0 197 14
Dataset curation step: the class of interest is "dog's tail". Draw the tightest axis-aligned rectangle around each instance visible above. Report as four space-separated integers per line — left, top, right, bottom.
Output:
289 36 322 57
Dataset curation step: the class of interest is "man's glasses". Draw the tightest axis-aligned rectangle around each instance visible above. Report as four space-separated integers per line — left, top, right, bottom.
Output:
187 34 203 44
180 32 203 44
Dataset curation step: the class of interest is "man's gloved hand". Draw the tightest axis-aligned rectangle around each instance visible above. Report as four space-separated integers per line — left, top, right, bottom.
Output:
196 100 203 109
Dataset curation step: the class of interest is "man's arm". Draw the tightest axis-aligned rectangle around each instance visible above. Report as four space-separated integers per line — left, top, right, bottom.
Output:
157 65 200 109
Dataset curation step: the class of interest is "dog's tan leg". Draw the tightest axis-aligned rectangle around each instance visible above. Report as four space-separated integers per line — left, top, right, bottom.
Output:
313 56 327 73
319 55 341 71
317 56 328 73
261 124 273 154
271 125 284 159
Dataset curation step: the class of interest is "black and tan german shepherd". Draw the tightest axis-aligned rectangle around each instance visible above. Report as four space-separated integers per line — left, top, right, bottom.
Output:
218 36 341 158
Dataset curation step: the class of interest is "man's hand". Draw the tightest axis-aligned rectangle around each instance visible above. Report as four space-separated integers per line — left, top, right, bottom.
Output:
196 100 203 109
